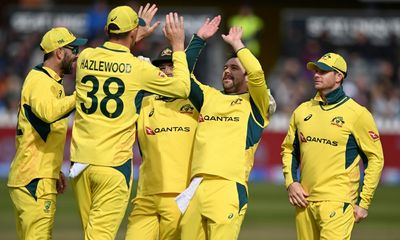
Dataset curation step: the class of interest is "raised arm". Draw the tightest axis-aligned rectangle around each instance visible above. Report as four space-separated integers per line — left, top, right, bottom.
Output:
136 3 161 42
223 27 270 126
186 15 221 72
185 16 221 111
141 12 189 98
163 12 185 51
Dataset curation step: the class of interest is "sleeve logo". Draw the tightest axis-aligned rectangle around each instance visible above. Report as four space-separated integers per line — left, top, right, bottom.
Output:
368 131 380 140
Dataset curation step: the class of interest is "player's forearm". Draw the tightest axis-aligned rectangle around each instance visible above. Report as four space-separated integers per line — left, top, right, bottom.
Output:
358 156 384 209
282 120 301 188
185 34 206 72
31 93 76 123
171 51 190 98
237 48 265 85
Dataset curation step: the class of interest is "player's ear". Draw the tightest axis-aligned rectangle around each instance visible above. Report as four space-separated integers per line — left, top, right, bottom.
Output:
55 48 65 61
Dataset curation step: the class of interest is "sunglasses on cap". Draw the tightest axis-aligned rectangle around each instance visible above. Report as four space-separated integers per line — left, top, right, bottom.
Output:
63 45 79 55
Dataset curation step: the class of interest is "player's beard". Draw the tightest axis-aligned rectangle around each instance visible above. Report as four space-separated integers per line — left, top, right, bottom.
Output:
61 56 74 74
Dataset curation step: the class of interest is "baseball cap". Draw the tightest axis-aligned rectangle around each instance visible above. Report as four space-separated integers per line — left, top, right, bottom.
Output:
40 27 87 54
152 47 173 66
106 6 146 34
306 53 347 78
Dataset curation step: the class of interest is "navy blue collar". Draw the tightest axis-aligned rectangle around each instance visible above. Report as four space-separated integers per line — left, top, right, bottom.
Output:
324 86 347 104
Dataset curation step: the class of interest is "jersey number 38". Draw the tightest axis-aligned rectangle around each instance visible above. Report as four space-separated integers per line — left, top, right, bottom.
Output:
80 75 125 118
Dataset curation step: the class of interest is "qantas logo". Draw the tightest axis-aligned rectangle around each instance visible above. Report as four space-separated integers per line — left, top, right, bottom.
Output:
300 132 307 142
299 132 338 146
145 127 155 135
145 126 190 135
368 131 380 140
198 114 239 122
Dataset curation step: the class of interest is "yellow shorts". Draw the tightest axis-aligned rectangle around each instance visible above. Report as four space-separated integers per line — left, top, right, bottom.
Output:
71 159 132 240
180 178 247 240
9 178 57 240
295 201 355 240
125 193 181 240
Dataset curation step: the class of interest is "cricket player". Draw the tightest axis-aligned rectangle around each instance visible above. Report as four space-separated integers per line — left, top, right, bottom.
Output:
125 16 222 240
69 4 190 240
281 53 384 240
8 27 87 239
178 26 274 240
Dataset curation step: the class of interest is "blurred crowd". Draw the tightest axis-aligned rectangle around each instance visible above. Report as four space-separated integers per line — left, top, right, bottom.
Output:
269 31 400 121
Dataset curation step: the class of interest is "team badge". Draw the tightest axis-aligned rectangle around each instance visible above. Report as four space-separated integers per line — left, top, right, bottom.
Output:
331 116 345 127
368 131 380 140
145 126 155 135
44 200 52 213
321 53 333 61
180 104 194 114
161 48 172 56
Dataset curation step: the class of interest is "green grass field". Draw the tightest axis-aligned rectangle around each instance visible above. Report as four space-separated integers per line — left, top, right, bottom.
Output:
1 180 399 240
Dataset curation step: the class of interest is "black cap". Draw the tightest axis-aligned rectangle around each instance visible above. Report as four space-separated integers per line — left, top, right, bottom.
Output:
152 47 173 67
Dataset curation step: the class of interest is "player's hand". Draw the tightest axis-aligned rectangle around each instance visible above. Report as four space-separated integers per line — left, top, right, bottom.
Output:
267 89 277 117
136 3 160 42
163 12 185 52
221 26 245 52
56 171 67 194
287 182 309 208
354 205 368 223
196 15 221 40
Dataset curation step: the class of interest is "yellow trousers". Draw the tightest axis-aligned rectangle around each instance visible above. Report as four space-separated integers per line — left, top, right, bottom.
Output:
180 178 247 240
125 193 181 240
72 160 132 240
9 178 57 240
295 201 355 240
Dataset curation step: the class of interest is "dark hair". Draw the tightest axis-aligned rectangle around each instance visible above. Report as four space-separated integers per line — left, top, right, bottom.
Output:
40 46 53 61
107 23 131 40
226 52 237 62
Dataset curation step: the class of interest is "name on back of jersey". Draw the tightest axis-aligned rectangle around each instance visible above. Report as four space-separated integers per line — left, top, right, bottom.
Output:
80 59 132 73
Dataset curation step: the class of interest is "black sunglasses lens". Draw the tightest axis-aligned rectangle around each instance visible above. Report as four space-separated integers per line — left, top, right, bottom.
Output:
65 45 79 54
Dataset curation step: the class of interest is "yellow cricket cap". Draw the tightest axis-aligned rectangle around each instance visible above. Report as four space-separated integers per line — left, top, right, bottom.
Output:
307 53 347 78
40 27 87 54
106 6 146 34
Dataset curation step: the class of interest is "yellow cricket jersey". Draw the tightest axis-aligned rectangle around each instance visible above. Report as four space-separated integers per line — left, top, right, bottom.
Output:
188 48 270 186
8 65 75 187
71 42 190 166
281 87 384 209
136 96 198 195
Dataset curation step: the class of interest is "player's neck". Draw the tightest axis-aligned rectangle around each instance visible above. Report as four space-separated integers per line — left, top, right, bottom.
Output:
109 38 133 50
43 60 63 78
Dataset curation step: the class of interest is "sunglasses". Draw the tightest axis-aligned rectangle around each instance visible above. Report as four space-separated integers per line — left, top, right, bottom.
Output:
63 45 79 55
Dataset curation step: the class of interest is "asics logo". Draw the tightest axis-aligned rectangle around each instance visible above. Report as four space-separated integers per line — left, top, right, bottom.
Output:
304 114 312 121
